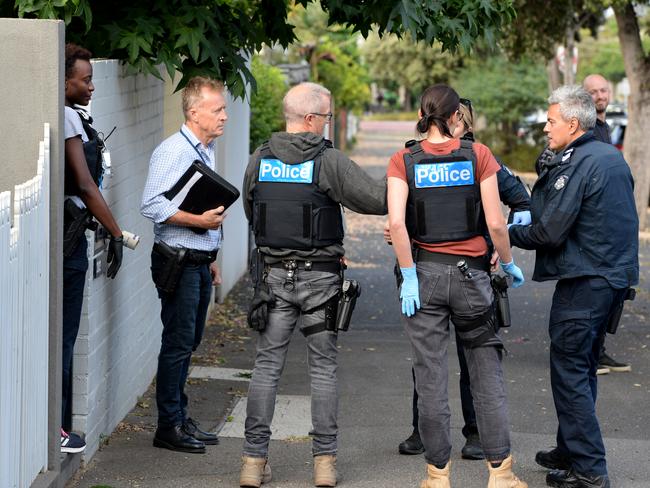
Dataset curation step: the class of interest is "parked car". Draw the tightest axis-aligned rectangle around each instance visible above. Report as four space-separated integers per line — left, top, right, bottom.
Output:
608 115 627 151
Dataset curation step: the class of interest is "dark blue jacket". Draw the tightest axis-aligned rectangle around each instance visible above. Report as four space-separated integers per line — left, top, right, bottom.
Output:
509 132 638 289
496 159 530 214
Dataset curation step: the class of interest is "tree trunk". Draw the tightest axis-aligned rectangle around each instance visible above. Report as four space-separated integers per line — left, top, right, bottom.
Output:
563 24 576 85
546 57 562 92
614 2 650 230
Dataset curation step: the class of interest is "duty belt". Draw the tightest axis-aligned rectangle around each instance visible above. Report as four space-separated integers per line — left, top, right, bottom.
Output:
415 248 490 272
153 241 218 264
267 259 342 274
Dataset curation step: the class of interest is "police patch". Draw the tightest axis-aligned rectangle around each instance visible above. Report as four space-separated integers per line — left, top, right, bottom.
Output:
414 161 474 189
259 158 314 183
554 175 569 190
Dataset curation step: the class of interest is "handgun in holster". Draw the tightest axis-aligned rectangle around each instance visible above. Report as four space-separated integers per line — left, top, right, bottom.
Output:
247 248 275 332
152 241 188 294
606 287 636 334
334 279 361 332
491 274 511 329
63 199 98 257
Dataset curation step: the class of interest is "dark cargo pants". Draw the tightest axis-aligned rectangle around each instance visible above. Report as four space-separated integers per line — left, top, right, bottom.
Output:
402 261 511 466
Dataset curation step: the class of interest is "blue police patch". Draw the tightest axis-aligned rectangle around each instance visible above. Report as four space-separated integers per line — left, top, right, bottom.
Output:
414 161 474 188
259 159 314 183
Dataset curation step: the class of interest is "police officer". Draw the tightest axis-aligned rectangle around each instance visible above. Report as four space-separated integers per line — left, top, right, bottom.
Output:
398 98 532 460
582 73 631 375
509 85 638 488
240 82 386 488
388 84 527 488
62 43 124 453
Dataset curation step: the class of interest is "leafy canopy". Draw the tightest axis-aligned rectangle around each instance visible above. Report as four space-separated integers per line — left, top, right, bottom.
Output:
5 0 516 97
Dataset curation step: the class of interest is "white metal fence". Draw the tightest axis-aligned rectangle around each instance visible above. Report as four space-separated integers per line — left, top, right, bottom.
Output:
0 124 50 488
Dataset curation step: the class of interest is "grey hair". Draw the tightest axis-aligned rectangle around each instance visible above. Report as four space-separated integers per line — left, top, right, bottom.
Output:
283 82 331 123
548 85 596 130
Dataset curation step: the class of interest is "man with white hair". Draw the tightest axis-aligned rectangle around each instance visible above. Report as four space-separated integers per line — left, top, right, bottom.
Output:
509 85 638 488
239 82 386 487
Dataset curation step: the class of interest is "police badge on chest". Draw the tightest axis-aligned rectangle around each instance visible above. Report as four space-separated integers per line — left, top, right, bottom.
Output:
554 175 569 190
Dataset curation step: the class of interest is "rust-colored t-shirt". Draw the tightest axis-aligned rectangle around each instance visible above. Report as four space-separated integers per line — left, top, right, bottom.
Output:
387 138 500 256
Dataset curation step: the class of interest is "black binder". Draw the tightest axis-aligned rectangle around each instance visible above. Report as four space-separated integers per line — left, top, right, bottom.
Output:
164 160 240 234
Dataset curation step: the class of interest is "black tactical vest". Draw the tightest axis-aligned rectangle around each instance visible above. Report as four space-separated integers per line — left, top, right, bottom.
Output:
65 109 104 196
252 141 344 250
404 139 484 243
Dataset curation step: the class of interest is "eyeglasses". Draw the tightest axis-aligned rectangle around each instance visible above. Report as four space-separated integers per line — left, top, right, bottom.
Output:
308 112 333 122
459 98 474 118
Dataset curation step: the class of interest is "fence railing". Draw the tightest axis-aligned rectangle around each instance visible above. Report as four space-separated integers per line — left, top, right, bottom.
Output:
0 124 50 488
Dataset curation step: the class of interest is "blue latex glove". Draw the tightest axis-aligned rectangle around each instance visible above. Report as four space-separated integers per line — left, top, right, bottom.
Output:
399 266 421 317
512 210 532 226
500 260 525 288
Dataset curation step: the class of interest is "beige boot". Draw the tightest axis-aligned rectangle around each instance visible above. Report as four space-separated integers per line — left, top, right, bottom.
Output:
240 456 272 487
314 454 337 487
487 455 527 488
420 462 451 488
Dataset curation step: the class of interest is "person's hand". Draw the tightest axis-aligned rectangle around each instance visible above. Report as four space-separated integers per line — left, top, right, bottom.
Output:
399 266 420 317
500 260 524 288
106 234 123 279
210 262 222 286
489 250 499 273
512 210 531 226
383 219 392 245
200 206 226 229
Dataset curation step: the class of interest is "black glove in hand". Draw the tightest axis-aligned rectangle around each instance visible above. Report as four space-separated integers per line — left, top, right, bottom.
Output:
106 235 123 279
247 284 275 331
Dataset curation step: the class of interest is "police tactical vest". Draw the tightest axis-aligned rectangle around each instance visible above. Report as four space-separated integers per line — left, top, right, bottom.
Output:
252 140 344 250
65 109 104 196
404 139 484 243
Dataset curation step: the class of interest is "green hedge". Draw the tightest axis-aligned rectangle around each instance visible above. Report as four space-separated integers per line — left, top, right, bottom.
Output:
249 57 287 153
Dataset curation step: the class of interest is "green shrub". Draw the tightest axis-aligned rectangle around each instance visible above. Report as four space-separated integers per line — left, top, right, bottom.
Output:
249 57 287 153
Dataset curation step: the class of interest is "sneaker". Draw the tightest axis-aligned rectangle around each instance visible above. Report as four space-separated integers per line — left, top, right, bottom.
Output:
398 430 425 455
598 351 631 372
61 428 86 453
596 365 610 375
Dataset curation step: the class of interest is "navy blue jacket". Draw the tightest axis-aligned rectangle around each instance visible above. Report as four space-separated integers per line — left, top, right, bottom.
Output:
496 159 530 214
509 132 638 289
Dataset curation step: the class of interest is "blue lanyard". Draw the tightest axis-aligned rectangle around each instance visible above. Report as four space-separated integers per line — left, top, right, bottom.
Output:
180 129 209 166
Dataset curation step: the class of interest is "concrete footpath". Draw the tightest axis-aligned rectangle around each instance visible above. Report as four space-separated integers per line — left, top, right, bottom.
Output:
68 121 650 488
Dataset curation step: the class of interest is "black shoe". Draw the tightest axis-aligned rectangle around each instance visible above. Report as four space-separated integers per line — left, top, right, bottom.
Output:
461 433 485 460
183 417 219 445
153 425 206 454
546 468 610 488
598 351 631 372
398 430 424 455
535 447 572 470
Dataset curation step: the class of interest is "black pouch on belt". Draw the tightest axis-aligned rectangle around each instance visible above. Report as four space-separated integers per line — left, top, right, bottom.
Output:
336 279 361 331
491 274 511 328
153 242 188 294
606 287 636 334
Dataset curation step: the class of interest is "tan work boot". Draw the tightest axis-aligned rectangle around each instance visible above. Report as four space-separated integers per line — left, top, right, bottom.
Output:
420 462 451 488
487 455 527 488
314 454 337 487
240 456 272 487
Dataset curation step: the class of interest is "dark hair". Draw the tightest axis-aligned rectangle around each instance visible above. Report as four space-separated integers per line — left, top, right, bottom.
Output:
65 43 92 79
416 84 460 137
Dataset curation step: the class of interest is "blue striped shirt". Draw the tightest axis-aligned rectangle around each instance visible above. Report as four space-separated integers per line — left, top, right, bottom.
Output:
141 125 222 251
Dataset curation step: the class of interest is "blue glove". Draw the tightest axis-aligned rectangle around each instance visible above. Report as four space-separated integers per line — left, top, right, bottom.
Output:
399 266 421 317
512 210 532 226
500 260 525 288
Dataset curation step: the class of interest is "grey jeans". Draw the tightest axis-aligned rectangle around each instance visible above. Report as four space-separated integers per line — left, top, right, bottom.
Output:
403 261 510 465
243 267 341 458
